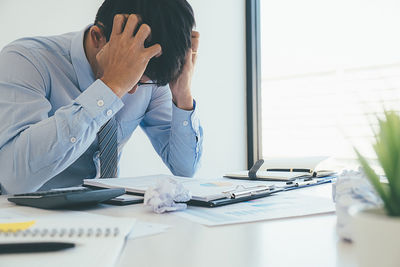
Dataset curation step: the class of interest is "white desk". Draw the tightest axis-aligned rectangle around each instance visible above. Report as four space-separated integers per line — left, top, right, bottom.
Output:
0 185 357 267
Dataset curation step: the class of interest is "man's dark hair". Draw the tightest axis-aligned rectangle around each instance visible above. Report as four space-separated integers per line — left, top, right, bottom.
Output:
94 0 195 86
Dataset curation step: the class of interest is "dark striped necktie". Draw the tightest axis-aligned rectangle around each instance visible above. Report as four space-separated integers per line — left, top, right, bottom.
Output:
97 117 118 178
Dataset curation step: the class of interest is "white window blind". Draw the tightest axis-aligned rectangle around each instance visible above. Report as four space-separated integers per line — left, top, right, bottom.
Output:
260 0 400 167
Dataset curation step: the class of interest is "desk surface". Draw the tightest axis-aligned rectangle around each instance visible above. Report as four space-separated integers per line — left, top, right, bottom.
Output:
0 185 357 267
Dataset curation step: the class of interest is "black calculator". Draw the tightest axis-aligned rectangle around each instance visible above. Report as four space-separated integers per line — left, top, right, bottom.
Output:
7 187 125 209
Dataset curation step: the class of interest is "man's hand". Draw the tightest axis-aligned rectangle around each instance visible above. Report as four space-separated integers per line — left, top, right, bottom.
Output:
96 14 162 98
169 31 200 110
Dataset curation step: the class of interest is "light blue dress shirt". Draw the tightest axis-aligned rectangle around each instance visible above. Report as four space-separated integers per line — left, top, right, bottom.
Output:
0 27 203 194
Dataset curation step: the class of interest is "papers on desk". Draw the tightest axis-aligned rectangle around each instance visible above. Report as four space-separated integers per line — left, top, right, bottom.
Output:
84 174 334 209
128 222 170 240
84 175 277 202
176 184 335 226
0 207 135 267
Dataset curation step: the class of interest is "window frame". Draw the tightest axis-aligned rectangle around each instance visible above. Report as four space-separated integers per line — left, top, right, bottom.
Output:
246 0 262 168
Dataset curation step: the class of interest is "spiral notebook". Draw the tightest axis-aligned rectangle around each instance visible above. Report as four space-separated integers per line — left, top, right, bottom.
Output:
0 209 135 267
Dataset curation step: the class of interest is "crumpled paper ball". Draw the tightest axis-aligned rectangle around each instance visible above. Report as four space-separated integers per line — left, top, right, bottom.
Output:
144 177 192 214
332 168 382 241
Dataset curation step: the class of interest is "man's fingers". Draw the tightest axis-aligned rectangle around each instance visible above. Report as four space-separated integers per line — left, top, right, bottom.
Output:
123 14 140 38
146 43 162 59
110 14 126 38
135 24 152 45
191 31 200 39
191 31 200 52
191 49 197 65
191 31 200 65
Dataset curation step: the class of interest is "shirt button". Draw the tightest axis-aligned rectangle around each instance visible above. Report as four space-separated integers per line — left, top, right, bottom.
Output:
70 137 77 143
106 109 113 116
183 120 189 126
97 100 104 107
196 147 199 153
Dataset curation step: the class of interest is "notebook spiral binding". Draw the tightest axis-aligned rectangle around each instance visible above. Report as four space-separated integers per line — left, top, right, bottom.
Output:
0 227 120 238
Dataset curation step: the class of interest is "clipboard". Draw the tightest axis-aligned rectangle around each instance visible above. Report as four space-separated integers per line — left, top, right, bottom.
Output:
83 174 335 208
187 186 283 207
83 175 285 208
188 176 335 207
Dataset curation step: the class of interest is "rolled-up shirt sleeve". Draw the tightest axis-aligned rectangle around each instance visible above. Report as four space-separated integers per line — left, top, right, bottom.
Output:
0 46 123 194
140 85 203 177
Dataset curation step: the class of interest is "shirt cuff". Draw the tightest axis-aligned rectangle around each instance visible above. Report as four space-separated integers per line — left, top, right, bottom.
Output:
172 99 201 136
75 79 124 126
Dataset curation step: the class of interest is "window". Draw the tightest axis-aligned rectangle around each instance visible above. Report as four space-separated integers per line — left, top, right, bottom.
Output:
247 0 400 169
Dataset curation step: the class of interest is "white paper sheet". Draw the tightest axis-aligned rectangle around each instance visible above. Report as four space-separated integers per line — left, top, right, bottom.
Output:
128 222 170 239
176 185 335 226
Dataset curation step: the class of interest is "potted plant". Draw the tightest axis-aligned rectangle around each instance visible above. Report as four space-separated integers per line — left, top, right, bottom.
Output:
351 110 400 267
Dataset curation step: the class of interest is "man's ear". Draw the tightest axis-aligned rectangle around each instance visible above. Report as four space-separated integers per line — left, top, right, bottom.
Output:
90 26 107 49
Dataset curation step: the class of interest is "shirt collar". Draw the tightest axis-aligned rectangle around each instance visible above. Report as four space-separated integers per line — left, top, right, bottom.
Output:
71 25 96 92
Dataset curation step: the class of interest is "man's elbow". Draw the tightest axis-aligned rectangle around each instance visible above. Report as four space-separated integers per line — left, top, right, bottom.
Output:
168 152 202 177
171 163 199 178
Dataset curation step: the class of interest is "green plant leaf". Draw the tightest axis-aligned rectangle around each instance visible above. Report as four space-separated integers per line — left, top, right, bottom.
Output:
355 149 395 215
376 114 396 178
375 112 400 210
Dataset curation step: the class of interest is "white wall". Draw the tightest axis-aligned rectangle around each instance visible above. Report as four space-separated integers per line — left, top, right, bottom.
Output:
0 0 103 48
0 0 247 178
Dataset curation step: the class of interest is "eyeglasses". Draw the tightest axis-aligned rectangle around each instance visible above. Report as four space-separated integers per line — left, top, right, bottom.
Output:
137 81 158 86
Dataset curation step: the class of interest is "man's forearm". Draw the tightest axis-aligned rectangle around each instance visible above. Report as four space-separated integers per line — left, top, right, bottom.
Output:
151 102 203 177
0 80 123 193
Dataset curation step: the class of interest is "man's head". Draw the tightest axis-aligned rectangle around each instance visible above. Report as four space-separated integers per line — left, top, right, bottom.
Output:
93 0 195 86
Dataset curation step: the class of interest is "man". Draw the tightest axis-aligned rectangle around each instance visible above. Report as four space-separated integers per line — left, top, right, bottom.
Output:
0 0 203 194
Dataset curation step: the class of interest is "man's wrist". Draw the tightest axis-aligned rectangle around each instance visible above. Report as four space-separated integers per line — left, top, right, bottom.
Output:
100 77 124 98
172 93 193 110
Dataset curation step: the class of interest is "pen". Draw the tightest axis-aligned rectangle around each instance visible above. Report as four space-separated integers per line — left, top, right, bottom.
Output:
231 185 273 199
0 242 75 254
285 178 333 189
266 168 313 173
